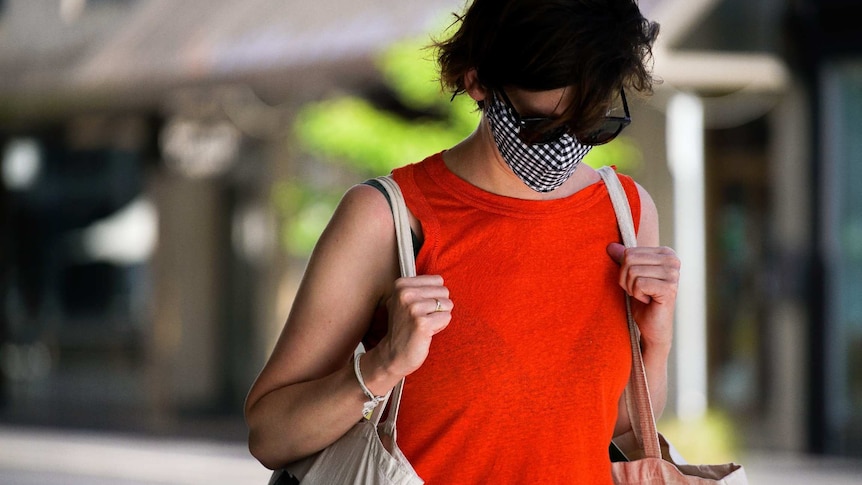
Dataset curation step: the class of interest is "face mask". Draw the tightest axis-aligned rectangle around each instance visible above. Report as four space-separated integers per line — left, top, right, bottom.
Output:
485 92 592 193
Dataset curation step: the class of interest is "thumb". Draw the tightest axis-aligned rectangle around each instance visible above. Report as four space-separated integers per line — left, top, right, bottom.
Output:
606 242 626 264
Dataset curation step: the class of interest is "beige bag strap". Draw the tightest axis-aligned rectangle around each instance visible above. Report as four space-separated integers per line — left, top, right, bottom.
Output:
370 175 415 440
597 166 662 460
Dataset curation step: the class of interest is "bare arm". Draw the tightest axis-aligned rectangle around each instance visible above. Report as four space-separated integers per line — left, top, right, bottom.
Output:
608 183 679 437
244 184 451 469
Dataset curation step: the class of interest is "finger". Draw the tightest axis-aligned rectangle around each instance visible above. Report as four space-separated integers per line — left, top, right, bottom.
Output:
392 280 449 306
393 276 449 299
618 247 679 266
625 263 680 284
615 250 680 290
426 297 453 315
607 242 627 264
394 274 445 289
426 312 452 335
621 264 679 287
403 305 451 336
626 276 678 305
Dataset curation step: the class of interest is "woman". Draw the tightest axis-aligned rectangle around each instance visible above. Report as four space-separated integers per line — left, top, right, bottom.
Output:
246 0 679 482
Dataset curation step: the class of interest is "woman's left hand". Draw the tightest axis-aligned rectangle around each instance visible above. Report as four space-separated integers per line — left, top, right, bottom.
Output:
607 242 680 350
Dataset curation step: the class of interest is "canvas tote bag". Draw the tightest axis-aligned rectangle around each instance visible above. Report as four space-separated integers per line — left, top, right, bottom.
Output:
598 166 748 485
269 175 423 485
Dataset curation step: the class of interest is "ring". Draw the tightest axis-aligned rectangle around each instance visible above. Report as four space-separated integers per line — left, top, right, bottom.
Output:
433 299 443 312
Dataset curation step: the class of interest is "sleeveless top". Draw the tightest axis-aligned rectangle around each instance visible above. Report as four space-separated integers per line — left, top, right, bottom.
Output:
366 152 641 484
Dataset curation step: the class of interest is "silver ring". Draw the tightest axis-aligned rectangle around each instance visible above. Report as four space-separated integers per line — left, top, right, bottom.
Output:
434 298 443 312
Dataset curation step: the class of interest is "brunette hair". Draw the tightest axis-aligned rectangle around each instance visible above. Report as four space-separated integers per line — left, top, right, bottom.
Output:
434 0 659 139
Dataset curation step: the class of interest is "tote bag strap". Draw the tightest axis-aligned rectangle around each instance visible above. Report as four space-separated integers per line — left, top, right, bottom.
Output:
368 175 415 440
597 166 662 460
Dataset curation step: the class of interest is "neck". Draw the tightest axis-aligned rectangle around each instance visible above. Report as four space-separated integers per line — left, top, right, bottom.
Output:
442 119 597 200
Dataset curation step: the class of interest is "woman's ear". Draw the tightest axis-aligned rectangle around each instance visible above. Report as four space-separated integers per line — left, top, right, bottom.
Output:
464 69 488 102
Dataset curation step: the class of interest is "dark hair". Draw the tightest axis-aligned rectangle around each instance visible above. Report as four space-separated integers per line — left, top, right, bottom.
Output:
434 0 659 139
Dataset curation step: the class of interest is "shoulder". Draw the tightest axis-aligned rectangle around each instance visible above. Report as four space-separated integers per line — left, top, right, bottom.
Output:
338 182 393 225
600 168 659 245
632 181 659 247
320 183 397 260
301 182 401 294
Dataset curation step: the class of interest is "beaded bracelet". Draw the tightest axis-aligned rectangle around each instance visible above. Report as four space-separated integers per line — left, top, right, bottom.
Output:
354 352 387 419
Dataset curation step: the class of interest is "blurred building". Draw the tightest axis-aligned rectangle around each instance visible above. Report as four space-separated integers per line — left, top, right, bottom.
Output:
0 0 460 438
0 0 860 458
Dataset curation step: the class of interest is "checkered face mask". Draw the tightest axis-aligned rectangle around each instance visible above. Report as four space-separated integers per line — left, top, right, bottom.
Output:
486 92 592 193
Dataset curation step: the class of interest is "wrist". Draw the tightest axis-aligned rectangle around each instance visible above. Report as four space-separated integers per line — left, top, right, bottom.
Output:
639 338 672 375
357 348 401 399
354 352 388 419
640 334 672 356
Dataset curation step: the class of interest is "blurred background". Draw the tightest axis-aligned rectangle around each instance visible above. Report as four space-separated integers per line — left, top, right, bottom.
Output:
1 0 861 483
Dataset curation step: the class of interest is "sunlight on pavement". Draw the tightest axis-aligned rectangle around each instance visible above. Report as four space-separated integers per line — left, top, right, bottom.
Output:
0 426 271 485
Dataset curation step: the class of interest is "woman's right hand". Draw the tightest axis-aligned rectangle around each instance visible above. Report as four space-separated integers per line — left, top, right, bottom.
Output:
375 275 452 380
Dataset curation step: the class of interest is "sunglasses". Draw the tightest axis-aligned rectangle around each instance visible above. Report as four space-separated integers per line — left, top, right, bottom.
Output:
496 88 631 146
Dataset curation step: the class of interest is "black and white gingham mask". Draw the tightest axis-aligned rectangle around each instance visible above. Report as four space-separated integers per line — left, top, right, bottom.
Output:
486 92 592 193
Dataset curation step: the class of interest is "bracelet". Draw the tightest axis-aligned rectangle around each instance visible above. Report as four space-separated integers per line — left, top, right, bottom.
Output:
354 352 387 419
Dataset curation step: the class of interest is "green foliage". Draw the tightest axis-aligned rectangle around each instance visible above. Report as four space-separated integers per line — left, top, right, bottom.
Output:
293 96 474 176
278 31 479 257
583 135 643 174
271 181 342 257
377 40 443 111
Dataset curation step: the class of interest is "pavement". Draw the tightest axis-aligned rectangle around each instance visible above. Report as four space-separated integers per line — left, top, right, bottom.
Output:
0 426 270 485
1 425 861 484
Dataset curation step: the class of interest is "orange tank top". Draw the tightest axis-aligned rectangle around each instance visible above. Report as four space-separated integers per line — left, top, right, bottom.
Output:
379 152 640 484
